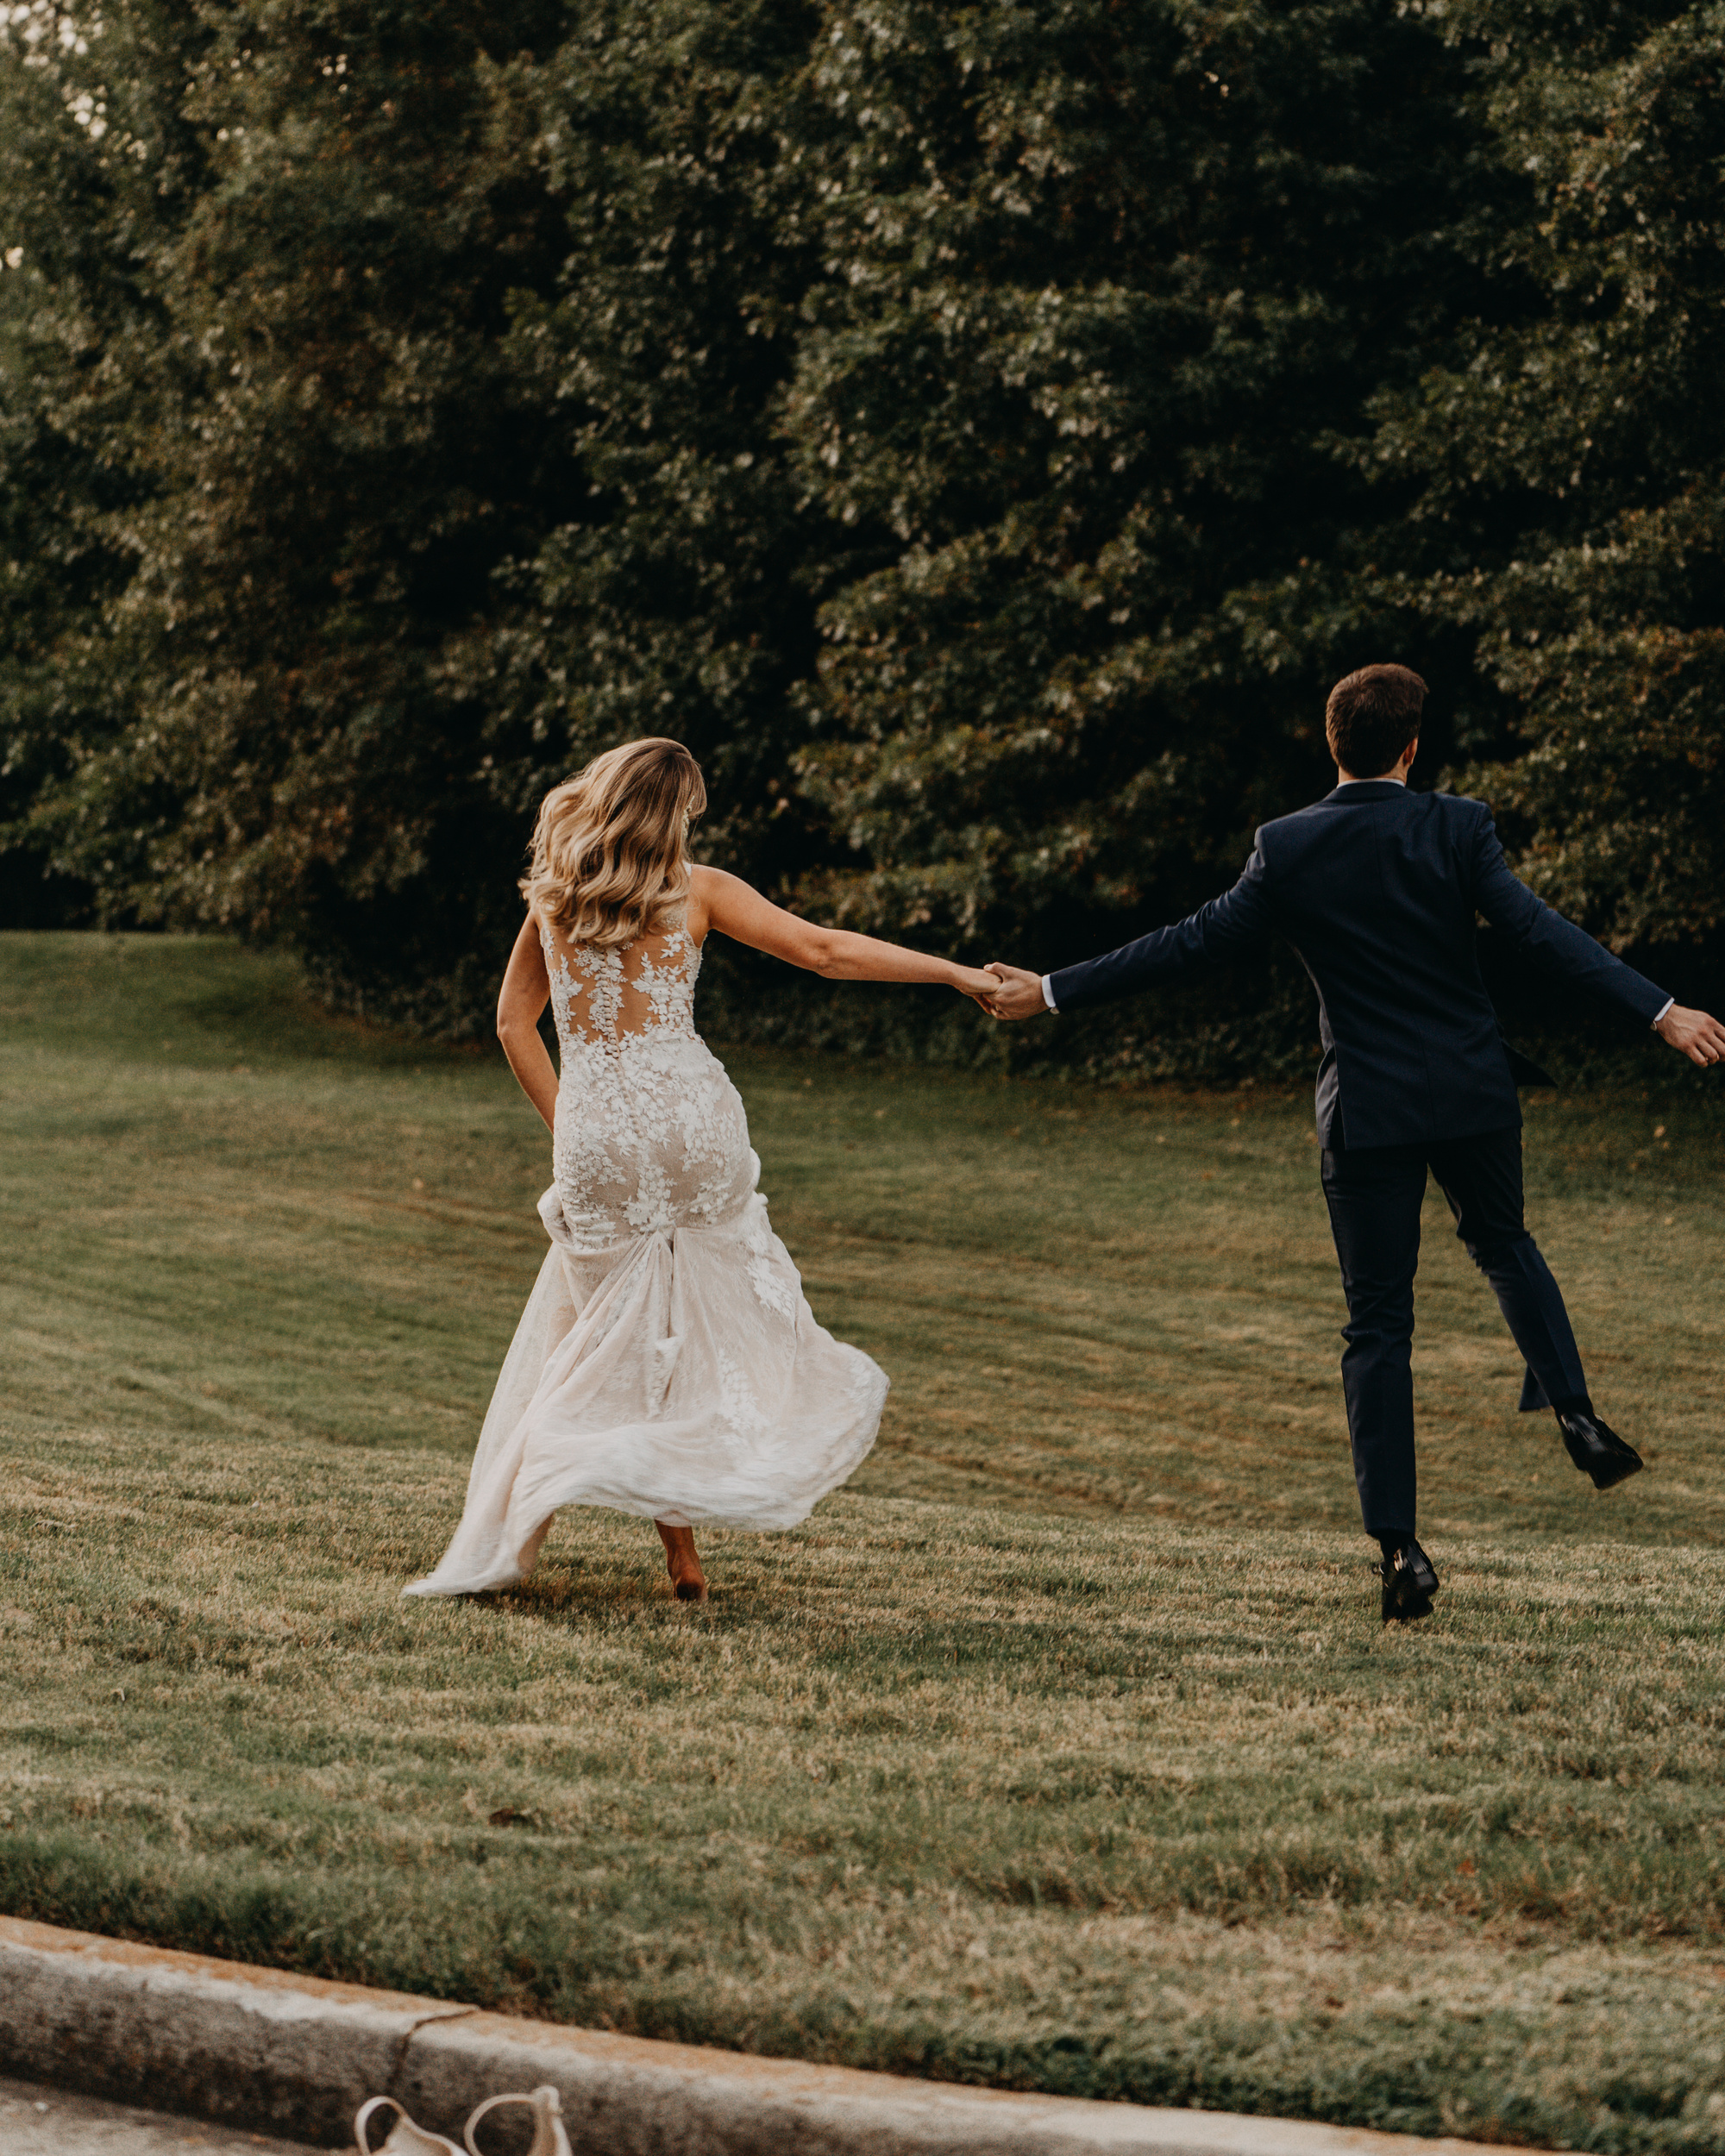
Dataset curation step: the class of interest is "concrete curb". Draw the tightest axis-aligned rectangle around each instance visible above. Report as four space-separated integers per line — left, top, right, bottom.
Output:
0 1917 1496 2156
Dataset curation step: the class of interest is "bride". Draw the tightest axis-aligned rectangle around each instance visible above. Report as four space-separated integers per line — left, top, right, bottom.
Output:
405 736 997 1605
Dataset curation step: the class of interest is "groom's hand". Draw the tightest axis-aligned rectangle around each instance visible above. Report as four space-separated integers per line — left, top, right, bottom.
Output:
1656 1003 1725 1067
984 962 1047 1022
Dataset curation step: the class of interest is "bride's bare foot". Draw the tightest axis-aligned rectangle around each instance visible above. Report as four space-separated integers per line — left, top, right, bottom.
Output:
656 1520 707 1602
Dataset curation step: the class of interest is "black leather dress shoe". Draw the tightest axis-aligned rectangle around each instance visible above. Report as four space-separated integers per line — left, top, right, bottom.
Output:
1380 1538 1440 1624
1556 1407 1643 1489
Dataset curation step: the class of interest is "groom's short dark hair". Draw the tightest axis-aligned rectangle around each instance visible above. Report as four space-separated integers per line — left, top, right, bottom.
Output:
1326 664 1427 777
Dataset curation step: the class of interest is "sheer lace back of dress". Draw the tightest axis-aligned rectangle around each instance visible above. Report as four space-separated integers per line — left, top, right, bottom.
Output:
540 902 701 1055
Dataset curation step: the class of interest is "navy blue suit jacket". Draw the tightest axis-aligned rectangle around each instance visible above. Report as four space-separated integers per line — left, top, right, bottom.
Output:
1048 781 1670 1150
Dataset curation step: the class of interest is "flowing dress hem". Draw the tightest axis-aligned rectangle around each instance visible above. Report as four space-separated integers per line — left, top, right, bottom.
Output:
403 1364 888 1599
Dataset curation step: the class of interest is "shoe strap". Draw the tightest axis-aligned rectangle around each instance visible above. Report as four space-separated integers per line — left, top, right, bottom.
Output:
465 2089 572 2156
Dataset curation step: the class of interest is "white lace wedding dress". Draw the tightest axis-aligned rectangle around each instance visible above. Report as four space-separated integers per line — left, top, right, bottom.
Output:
405 905 888 1598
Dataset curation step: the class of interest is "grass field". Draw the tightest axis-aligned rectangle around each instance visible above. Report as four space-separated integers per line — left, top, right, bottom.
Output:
3 931 1725 2152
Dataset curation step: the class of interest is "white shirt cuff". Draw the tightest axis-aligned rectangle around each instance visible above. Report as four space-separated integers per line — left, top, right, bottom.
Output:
1041 975 1057 1012
1653 997 1673 1028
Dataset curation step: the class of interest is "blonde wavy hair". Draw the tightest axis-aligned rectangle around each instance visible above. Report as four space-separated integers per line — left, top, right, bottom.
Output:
521 738 706 950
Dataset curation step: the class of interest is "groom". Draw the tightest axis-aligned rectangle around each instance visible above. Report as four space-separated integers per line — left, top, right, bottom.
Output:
985 664 1725 1620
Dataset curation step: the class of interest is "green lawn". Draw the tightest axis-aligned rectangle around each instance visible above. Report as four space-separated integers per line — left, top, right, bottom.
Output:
3 931 1725 2152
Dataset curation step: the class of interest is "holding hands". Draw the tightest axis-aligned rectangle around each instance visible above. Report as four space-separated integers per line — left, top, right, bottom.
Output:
978 962 1047 1021
937 960 1047 1019
944 959 1048 1019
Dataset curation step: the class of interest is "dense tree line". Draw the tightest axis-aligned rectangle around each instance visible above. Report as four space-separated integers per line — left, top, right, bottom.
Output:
1 0 1720 1069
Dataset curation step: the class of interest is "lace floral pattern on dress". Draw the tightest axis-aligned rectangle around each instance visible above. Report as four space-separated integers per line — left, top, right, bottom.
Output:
537 906 757 1257
744 1205 800 1324
543 920 704 1051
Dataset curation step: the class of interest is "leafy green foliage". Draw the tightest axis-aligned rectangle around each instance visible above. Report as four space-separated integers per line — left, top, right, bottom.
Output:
785 3 1484 956
2 0 571 1025
1362 0 1725 990
463 0 843 930
1 0 1719 1050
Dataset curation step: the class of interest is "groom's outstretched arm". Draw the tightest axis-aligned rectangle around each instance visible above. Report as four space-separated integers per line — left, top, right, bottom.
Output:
993 847 1276 1019
1471 808 1725 1065
1469 809 1670 1022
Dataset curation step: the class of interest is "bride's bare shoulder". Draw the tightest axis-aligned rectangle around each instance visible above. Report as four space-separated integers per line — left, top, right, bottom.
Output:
686 863 750 940
688 865 759 902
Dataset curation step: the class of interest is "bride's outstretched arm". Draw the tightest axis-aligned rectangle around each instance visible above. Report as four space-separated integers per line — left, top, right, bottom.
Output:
497 914 560 1132
693 867 997 998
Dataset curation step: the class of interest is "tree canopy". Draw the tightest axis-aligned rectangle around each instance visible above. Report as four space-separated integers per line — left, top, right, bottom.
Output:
3 0 1719 1063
